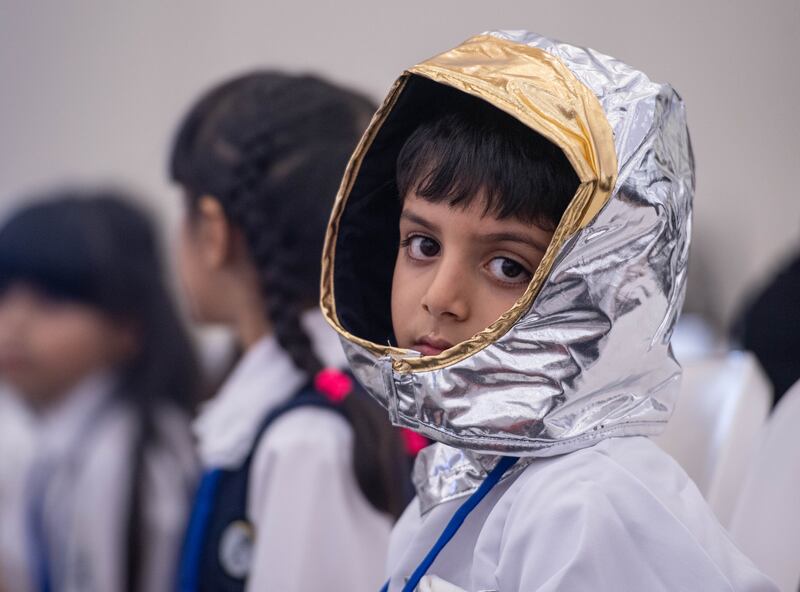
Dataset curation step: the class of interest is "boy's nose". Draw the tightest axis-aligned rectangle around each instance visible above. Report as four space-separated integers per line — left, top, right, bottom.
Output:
421 259 469 321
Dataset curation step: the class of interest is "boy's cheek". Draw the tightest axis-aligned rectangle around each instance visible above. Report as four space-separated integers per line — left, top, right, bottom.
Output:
390 286 408 348
390 264 417 349
16 318 111 402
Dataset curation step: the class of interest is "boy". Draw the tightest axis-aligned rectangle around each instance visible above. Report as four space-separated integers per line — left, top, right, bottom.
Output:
321 31 775 590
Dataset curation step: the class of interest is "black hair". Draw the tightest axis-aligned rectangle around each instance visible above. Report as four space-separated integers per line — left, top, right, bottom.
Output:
0 191 199 592
170 71 408 518
397 97 579 230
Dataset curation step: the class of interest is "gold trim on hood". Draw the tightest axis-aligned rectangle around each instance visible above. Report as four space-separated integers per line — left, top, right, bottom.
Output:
321 34 618 373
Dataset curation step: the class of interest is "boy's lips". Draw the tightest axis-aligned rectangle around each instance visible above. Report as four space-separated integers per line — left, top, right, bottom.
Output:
412 335 453 356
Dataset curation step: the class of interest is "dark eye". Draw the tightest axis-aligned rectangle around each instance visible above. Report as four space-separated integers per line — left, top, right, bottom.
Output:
406 236 440 259
487 257 531 285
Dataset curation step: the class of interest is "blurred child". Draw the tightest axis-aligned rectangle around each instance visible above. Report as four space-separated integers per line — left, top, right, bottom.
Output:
0 192 199 592
170 72 408 592
319 31 778 591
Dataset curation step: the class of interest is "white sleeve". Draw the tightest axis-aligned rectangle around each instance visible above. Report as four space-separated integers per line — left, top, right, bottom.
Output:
492 453 777 592
245 407 391 592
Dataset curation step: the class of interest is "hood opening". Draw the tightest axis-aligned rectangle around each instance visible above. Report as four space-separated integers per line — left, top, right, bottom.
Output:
333 76 524 347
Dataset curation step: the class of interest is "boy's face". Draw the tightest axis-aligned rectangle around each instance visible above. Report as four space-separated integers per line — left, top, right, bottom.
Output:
392 193 554 356
0 284 135 408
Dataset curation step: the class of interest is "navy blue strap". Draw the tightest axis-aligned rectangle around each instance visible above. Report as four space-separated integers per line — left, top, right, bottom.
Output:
177 469 223 592
245 391 345 468
381 456 519 592
177 384 344 592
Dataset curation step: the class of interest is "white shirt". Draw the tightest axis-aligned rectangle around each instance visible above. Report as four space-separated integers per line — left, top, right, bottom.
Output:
0 374 196 592
0 387 34 592
387 437 777 592
192 309 392 592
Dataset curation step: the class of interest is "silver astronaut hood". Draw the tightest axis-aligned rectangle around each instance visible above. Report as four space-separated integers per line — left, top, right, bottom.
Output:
321 31 693 481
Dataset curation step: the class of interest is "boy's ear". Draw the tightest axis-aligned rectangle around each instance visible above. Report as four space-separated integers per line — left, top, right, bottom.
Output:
196 195 233 269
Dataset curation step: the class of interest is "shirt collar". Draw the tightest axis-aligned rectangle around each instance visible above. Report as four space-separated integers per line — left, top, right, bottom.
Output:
193 308 347 468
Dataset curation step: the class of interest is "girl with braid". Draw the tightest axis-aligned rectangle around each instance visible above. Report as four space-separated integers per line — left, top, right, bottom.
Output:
171 72 409 592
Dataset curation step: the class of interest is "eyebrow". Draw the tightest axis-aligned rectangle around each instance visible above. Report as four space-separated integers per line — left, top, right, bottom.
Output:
399 211 439 233
400 210 550 253
479 231 550 253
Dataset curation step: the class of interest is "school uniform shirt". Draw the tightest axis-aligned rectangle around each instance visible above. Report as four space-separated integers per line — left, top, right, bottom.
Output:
192 309 392 592
0 386 35 592
385 437 776 591
0 373 197 592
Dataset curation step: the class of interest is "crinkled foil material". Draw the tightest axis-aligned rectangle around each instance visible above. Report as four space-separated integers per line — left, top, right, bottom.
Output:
330 30 694 510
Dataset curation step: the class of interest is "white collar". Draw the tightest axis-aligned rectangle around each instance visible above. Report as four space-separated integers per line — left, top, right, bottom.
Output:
194 309 347 469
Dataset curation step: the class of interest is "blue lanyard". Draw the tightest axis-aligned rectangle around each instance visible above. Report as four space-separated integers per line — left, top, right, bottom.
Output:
381 455 519 592
176 469 223 592
27 462 54 592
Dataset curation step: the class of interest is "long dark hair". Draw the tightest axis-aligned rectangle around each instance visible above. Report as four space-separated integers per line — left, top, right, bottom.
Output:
0 192 199 592
170 71 408 518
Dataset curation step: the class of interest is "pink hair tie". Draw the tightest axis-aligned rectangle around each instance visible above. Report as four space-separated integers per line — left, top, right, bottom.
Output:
401 428 429 455
314 368 353 404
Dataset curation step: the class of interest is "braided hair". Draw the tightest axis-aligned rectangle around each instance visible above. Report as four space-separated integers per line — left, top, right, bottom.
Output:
170 72 408 518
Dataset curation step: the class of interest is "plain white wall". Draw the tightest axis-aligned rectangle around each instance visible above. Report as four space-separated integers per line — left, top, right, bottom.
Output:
1 0 798 329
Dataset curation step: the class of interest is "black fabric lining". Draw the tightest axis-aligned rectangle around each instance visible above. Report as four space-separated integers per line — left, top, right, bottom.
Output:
333 76 488 345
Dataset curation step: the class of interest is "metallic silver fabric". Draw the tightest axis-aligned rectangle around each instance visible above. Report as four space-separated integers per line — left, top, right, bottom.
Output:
336 30 694 509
